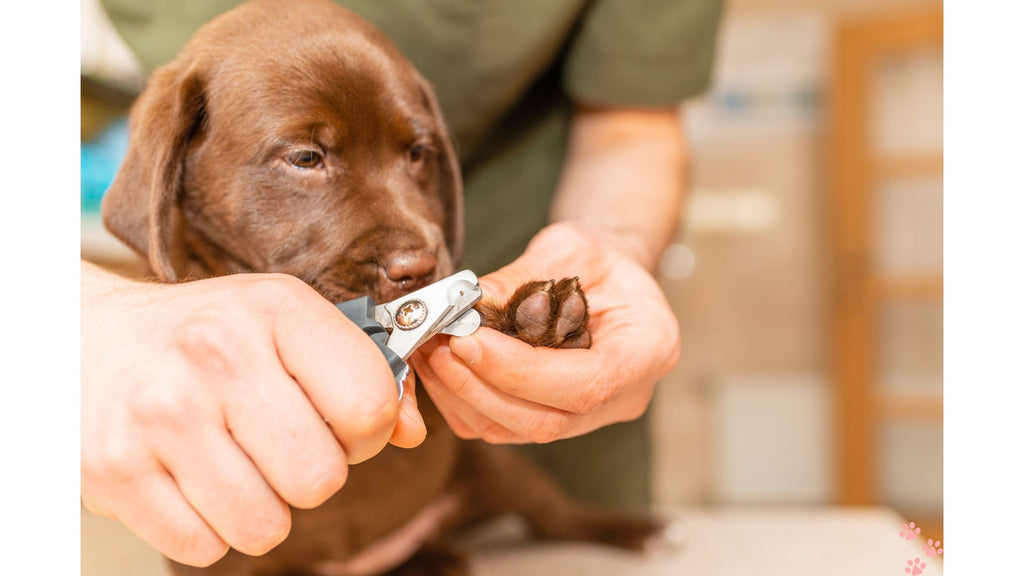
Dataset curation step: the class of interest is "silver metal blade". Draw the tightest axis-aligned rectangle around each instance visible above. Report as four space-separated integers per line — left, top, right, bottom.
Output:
439 309 481 337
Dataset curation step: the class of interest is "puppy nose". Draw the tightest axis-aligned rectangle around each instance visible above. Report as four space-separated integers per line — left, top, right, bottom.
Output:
381 250 437 291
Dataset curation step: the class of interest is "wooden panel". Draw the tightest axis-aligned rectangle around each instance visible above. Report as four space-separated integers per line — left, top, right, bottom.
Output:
876 396 943 420
829 7 943 508
831 12 875 508
872 277 943 300
874 154 943 178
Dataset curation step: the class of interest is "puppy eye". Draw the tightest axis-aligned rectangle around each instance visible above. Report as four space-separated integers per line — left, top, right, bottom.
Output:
409 143 429 163
287 150 323 169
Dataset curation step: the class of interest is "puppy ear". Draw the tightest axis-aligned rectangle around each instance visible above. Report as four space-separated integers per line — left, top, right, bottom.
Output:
415 73 464 266
101 58 207 283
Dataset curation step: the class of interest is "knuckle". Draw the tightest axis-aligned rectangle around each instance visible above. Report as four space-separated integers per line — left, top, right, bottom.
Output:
497 371 526 398
336 393 399 462
623 389 655 422
614 385 655 422
479 423 511 444
291 456 349 509
573 382 614 414
166 528 229 567
236 505 292 556
526 412 572 444
622 402 645 423
449 420 480 440
128 379 203 428
80 495 107 517
232 273 312 319
267 274 319 312
357 392 401 437
527 426 559 444
248 272 307 300
81 436 137 485
173 320 244 383
447 371 476 398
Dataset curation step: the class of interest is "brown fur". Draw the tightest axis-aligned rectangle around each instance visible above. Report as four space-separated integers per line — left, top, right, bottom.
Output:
479 277 592 349
102 1 657 574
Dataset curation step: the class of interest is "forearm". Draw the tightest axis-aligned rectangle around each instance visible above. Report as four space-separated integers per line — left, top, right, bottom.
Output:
82 259 136 302
549 106 688 272
416 111 687 443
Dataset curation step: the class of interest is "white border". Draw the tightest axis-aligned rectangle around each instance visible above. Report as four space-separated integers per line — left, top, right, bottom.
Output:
1 1 81 574
945 0 1024 572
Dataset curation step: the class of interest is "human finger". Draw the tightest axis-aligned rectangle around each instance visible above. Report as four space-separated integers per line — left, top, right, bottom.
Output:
411 350 527 443
264 275 400 464
103 471 229 567
216 363 349 510
420 341 590 443
409 350 480 438
155 417 292 556
387 370 427 449
447 328 615 415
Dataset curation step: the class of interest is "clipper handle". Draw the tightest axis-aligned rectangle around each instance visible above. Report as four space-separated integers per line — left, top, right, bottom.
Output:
335 296 408 397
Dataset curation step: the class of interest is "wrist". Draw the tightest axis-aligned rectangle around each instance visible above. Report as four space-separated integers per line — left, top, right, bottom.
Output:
82 260 127 302
543 220 660 273
82 260 144 302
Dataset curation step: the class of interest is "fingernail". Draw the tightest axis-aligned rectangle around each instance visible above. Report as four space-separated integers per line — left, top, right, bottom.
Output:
402 396 426 435
451 336 482 365
401 393 419 418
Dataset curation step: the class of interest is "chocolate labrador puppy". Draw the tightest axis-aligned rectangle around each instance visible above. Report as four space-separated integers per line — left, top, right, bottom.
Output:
102 0 660 574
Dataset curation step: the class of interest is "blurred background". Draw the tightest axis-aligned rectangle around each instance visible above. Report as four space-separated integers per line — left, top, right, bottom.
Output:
651 0 943 541
81 0 943 559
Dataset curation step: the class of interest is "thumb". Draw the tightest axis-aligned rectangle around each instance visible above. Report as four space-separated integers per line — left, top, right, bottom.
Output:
477 261 540 307
388 369 427 449
478 223 611 304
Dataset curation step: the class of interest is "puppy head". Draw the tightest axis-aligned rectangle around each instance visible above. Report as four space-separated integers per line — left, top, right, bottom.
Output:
102 0 462 302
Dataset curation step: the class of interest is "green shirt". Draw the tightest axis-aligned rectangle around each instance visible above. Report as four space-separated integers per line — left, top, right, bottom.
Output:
100 0 723 507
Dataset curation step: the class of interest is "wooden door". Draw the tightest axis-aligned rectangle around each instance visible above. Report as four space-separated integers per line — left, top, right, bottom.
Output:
830 7 943 539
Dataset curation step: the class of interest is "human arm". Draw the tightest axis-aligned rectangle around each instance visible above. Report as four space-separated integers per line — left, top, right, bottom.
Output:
550 105 687 271
410 106 685 443
81 261 426 565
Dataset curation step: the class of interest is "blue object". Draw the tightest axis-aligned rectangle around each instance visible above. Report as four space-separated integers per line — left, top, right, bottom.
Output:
81 118 129 215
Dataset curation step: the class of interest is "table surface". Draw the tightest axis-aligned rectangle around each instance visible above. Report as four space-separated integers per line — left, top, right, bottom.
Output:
82 505 943 576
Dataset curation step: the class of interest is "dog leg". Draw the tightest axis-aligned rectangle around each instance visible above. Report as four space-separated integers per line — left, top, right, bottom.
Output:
384 544 469 576
451 442 664 552
167 552 253 576
476 277 591 349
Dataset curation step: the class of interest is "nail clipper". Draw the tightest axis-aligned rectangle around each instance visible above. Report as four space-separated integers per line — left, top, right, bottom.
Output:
334 270 483 397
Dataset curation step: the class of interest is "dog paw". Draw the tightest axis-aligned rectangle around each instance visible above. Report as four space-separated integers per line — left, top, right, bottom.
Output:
478 277 591 349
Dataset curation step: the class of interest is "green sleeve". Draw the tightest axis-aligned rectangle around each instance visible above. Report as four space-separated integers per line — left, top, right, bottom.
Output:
563 0 724 107
98 0 245 72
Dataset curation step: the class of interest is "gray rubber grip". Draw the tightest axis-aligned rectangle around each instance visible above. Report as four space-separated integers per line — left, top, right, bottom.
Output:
334 296 407 397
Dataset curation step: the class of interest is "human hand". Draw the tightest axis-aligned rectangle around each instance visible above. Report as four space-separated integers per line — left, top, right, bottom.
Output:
410 222 680 444
81 263 426 566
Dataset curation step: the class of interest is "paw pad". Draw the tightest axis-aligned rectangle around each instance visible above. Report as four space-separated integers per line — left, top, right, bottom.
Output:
478 277 591 349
